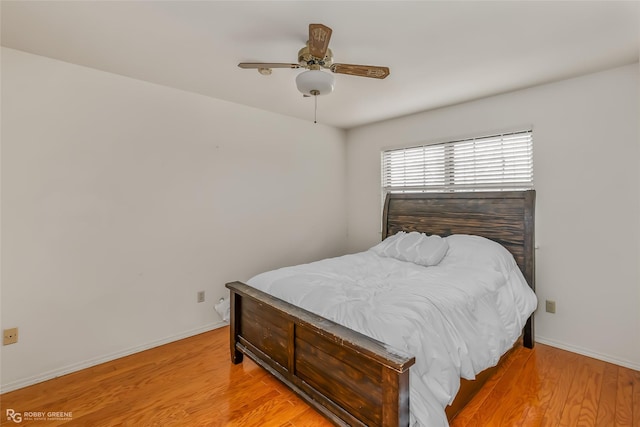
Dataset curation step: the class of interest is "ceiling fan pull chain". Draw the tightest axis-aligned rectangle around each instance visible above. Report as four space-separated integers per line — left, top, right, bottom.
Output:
309 89 320 124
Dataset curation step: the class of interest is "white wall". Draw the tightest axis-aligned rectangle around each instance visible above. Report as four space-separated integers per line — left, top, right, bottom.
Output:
0 48 348 391
346 63 640 370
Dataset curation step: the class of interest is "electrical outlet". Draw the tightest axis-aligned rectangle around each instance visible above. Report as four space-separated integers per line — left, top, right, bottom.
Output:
197 291 205 303
3 328 18 345
545 300 556 314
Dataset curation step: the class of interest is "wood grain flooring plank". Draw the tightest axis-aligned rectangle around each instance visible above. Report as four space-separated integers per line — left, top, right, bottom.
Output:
449 343 520 427
516 343 562 427
286 407 333 427
487 349 539 425
461 342 534 426
596 363 619 427
558 359 594 426
633 369 640 427
575 358 606 427
538 347 582 427
616 367 635 426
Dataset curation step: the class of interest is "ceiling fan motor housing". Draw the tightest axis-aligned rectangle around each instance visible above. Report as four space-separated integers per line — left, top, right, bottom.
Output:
298 46 333 69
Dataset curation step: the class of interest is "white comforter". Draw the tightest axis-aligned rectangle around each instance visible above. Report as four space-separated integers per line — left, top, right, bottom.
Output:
247 235 537 426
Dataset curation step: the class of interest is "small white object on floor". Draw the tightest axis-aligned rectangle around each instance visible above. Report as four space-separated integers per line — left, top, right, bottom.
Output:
214 297 230 323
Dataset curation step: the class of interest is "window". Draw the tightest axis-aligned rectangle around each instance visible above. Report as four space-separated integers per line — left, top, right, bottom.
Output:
382 130 533 193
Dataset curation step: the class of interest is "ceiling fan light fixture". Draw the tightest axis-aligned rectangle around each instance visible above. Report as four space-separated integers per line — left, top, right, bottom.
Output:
296 70 335 96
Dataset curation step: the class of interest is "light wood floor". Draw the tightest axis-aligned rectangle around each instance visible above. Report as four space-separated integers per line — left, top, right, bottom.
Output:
1 327 638 426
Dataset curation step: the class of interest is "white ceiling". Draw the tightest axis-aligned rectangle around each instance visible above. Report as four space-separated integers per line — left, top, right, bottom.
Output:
2 1 639 129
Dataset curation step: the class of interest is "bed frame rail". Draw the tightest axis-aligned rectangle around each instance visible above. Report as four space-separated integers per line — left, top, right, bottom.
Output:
226 281 415 427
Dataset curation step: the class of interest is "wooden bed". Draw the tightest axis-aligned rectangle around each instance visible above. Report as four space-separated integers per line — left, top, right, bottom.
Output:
226 190 536 426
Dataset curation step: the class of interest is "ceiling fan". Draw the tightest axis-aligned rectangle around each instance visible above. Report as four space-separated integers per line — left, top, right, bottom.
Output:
238 24 390 97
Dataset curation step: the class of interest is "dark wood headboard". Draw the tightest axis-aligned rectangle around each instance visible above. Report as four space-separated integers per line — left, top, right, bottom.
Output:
382 190 535 290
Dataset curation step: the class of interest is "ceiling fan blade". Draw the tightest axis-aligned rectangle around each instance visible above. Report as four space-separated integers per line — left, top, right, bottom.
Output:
331 63 390 79
308 24 332 58
238 63 300 69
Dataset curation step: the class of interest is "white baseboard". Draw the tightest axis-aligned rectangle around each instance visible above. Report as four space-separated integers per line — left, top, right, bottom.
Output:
535 336 640 371
0 321 228 394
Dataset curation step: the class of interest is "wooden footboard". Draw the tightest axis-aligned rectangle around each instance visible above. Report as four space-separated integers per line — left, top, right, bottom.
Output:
226 281 415 427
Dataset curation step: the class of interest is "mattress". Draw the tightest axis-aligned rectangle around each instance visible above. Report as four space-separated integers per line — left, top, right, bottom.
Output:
247 234 537 426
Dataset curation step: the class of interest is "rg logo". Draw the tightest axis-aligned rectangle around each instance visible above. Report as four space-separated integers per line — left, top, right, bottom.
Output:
6 409 22 423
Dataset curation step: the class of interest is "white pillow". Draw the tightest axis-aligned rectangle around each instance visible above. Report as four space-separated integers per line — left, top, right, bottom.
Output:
371 231 449 267
411 234 450 266
438 234 516 275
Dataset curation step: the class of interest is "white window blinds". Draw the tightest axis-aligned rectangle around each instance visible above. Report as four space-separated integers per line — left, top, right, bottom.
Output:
382 130 533 193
